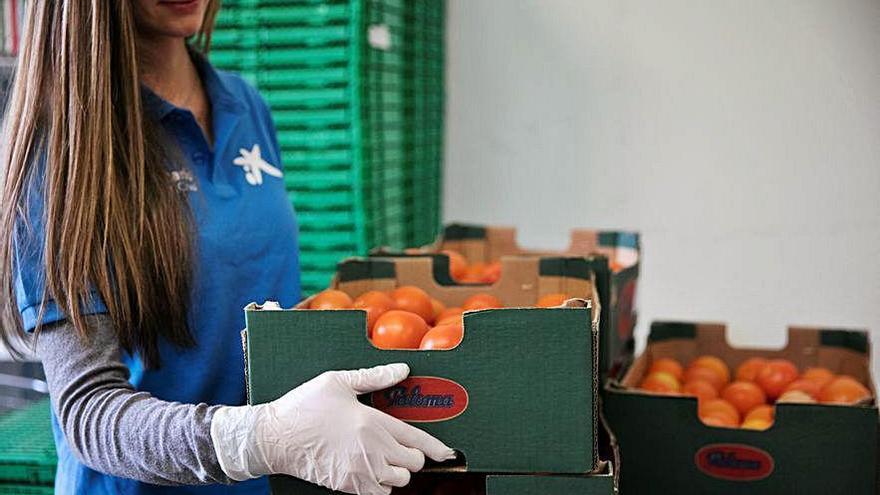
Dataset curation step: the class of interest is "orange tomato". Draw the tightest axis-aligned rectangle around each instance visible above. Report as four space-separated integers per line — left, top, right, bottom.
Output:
782 378 822 400
441 250 468 281
699 398 741 425
640 372 681 394
818 375 871 405
371 310 430 349
721 381 767 416
352 291 396 336
682 379 719 403
536 293 570 308
684 365 726 392
435 307 463 325
735 357 768 382
456 263 488 284
430 298 447 322
801 367 835 389
457 274 484 284
744 404 774 424
755 359 799 400
701 412 739 428
462 293 503 311
777 390 816 404
482 261 502 284
689 356 731 386
309 289 354 310
419 323 464 350
390 286 434 323
649 358 685 382
741 418 772 430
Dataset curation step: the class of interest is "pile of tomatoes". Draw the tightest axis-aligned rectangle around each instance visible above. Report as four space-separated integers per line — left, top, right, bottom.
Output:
309 287 575 350
439 249 502 284
640 355 872 429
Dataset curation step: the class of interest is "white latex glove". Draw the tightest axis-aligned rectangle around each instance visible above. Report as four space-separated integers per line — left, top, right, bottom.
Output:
210 363 456 494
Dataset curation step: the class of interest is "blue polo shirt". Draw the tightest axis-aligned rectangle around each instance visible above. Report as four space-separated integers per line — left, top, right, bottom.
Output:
14 56 300 494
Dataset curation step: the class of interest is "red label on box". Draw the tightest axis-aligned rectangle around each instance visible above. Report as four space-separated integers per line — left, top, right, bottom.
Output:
695 443 774 481
371 376 468 422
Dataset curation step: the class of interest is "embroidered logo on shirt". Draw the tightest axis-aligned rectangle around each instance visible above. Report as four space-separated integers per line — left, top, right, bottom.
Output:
233 144 283 186
171 170 198 192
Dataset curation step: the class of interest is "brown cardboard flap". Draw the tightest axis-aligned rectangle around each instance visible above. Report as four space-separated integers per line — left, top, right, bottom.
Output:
337 256 545 307
485 226 519 262
331 256 600 317
568 229 601 254
331 277 397 300
441 224 640 270
539 275 594 301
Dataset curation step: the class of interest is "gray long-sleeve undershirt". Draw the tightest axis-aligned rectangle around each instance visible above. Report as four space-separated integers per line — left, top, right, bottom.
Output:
35 314 233 486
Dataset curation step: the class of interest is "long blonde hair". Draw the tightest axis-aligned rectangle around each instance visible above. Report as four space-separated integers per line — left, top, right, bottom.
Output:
0 1 220 368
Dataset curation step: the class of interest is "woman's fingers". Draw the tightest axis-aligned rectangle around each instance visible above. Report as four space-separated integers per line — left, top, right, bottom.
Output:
377 465 411 488
386 445 426 472
372 409 456 462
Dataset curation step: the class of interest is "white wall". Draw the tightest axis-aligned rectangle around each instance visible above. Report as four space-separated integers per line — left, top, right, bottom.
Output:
444 0 880 380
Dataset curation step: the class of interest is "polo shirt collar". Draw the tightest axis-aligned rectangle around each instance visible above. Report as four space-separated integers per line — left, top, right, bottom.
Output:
140 48 246 121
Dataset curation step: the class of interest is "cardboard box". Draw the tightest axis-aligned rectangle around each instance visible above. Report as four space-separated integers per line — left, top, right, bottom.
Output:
267 463 616 494
604 321 879 494
484 452 616 494
243 256 603 493
418 223 640 380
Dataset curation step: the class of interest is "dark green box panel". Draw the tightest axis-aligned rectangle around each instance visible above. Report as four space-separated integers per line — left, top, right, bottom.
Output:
604 389 878 494
267 470 614 494
485 473 615 494
245 307 597 475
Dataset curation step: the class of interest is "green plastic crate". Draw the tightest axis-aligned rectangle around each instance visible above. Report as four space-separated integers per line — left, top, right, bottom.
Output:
274 109 352 129
300 270 335 293
0 400 56 486
402 0 444 246
210 47 351 69
215 4 351 29
281 149 353 169
212 0 444 293
277 128 353 149
299 251 359 272
290 190 355 211
0 485 54 495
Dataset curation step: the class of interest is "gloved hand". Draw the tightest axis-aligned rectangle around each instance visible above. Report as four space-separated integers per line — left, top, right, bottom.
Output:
211 363 455 494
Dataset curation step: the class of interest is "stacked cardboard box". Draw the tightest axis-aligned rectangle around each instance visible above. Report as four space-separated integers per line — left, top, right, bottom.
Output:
242 255 616 493
392 222 640 382
604 321 878 494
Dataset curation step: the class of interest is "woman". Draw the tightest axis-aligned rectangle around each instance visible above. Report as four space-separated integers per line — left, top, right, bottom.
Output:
0 1 453 494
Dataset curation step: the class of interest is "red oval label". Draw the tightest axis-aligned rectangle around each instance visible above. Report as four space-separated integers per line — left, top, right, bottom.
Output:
371 376 468 422
695 443 775 481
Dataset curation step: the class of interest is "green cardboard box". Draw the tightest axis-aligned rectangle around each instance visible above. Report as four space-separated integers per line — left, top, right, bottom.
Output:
604 321 879 494
267 462 616 494
429 223 640 381
484 458 616 494
243 256 603 493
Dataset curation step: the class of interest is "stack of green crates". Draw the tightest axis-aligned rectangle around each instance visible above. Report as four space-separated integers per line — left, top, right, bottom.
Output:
0 400 56 494
404 0 444 247
211 0 445 295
